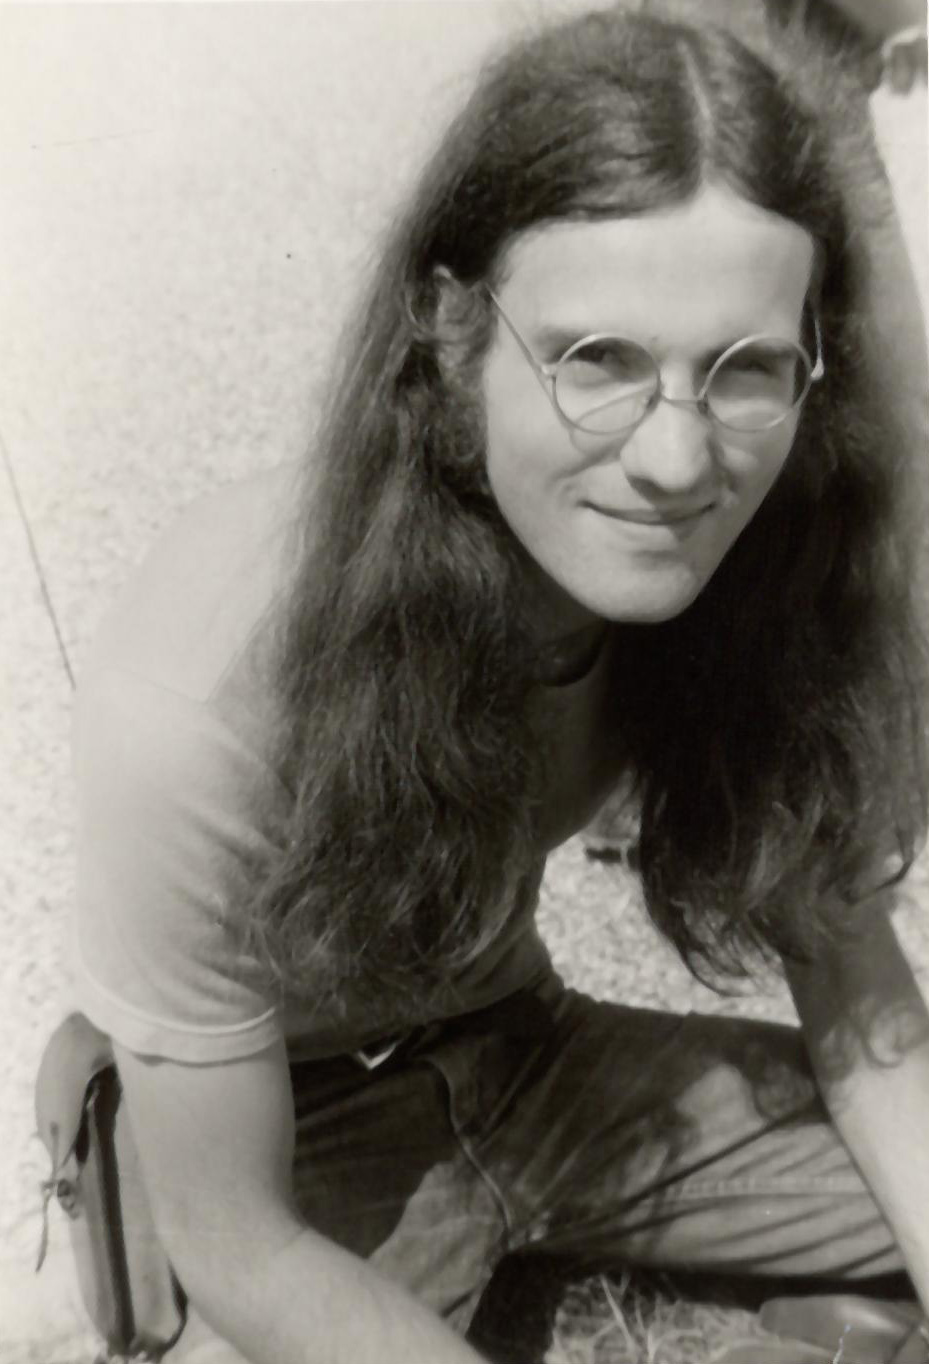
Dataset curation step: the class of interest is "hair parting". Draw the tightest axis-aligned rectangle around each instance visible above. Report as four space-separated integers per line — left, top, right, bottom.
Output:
239 5 928 1010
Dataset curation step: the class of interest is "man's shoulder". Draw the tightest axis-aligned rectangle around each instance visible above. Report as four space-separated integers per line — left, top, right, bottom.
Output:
86 462 304 710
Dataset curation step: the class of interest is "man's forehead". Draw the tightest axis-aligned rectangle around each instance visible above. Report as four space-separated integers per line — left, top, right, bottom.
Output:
496 189 816 332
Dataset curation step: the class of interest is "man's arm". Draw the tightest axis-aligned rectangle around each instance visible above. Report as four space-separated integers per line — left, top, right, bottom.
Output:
114 1036 486 1364
784 899 929 1315
815 0 927 91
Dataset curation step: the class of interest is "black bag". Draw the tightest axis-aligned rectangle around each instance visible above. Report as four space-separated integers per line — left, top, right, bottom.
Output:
35 1013 187 1360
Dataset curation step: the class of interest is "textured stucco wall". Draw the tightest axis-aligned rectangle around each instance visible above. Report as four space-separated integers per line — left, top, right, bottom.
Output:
1 4 925 1358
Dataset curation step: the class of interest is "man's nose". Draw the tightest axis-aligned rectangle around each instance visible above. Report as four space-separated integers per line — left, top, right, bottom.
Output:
616 393 719 494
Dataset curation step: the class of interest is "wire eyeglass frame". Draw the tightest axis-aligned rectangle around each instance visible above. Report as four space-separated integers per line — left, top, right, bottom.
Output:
486 287 825 436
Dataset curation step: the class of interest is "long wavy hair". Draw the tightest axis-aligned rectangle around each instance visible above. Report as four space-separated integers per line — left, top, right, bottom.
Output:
244 5 928 1012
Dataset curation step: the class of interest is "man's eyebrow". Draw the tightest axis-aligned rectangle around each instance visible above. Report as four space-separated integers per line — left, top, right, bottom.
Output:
531 324 590 354
531 322 653 356
531 324 801 363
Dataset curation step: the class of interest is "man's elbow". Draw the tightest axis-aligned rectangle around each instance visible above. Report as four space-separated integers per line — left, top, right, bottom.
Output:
150 1180 305 1336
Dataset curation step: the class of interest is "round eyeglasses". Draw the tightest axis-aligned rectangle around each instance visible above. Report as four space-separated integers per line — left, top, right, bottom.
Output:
487 289 825 435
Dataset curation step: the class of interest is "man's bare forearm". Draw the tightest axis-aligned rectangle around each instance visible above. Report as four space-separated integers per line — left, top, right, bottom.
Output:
787 907 929 1316
114 1040 487 1364
180 1213 487 1364
823 1028 929 1315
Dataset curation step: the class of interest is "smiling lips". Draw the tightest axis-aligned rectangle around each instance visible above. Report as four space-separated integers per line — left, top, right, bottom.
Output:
587 502 714 526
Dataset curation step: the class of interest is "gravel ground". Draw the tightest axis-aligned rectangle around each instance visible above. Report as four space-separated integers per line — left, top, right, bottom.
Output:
0 5 925 1361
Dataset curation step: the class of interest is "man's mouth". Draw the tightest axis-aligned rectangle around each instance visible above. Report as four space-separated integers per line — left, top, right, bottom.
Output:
585 502 715 526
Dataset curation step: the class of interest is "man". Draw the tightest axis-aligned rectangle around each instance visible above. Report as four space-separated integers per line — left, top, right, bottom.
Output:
66 6 929 1364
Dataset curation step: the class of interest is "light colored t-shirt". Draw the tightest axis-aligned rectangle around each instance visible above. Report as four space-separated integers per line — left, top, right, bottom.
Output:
70 465 622 1065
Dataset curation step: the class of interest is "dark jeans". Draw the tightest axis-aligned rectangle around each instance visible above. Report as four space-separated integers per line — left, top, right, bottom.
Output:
176 978 901 1362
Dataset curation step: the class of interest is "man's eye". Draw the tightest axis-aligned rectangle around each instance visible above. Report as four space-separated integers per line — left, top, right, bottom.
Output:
567 342 612 366
729 353 779 375
559 339 654 386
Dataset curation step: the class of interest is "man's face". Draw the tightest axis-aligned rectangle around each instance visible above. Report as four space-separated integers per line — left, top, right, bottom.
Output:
480 185 817 639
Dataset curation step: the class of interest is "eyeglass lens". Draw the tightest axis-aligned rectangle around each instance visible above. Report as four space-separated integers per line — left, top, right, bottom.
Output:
554 336 812 434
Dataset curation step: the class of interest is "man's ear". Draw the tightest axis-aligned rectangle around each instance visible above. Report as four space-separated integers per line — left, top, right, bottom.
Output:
431 266 486 378
433 265 471 326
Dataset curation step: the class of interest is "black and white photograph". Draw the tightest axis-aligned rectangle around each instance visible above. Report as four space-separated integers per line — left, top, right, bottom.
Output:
2 2 928 1361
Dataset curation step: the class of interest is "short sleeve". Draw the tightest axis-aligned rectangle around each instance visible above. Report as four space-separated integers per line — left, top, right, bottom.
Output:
71 666 287 1063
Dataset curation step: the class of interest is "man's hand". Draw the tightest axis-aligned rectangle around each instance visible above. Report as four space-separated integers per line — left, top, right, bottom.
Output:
879 24 928 94
822 0 928 92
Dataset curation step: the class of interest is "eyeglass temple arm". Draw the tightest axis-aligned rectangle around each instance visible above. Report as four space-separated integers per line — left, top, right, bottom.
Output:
486 286 561 392
486 288 546 370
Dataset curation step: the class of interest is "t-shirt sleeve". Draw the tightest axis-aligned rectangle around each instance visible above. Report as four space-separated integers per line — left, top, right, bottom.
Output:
70 665 287 1063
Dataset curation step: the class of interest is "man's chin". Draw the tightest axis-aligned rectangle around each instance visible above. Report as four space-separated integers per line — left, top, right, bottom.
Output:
591 571 708 625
